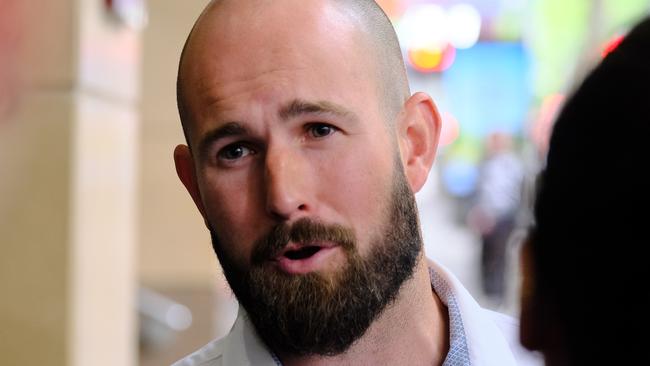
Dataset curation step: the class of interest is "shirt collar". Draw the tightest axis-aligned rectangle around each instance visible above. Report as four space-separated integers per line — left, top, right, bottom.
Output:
428 260 520 366
429 266 472 366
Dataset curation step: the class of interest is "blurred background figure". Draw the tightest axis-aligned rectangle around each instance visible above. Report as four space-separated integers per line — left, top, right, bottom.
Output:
467 132 524 305
520 16 650 366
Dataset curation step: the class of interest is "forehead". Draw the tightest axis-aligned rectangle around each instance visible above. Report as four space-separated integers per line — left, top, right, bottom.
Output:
181 0 382 137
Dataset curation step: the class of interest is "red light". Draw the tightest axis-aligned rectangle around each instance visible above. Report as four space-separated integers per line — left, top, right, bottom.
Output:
602 35 624 58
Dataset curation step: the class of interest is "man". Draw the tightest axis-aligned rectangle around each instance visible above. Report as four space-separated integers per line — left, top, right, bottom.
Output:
173 0 538 365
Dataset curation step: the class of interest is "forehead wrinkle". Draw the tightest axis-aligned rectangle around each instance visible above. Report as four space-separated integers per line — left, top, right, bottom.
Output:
278 99 359 124
195 67 304 125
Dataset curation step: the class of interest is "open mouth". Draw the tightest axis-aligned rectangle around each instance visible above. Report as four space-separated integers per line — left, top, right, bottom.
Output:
283 245 322 260
274 243 339 274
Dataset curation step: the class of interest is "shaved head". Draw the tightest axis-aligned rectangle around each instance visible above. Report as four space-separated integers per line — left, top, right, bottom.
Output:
177 0 409 146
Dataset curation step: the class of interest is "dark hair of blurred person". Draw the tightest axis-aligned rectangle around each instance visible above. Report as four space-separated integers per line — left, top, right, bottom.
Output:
520 16 650 366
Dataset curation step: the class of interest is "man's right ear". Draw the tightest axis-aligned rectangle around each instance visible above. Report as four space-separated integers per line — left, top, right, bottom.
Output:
174 144 207 218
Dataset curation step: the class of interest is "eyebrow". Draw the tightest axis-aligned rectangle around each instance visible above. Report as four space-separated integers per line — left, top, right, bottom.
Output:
196 100 357 160
197 122 249 160
279 99 357 121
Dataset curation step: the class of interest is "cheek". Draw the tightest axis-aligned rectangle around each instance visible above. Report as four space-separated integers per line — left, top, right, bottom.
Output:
199 169 264 263
317 140 395 246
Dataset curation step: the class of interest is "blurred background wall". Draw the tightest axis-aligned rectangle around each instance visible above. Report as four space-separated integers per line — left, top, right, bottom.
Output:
1 0 140 365
1 0 649 365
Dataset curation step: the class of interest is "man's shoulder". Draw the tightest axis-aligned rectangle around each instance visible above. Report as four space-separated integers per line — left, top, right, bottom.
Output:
485 308 518 334
428 259 541 365
171 337 227 366
483 309 543 366
171 308 279 366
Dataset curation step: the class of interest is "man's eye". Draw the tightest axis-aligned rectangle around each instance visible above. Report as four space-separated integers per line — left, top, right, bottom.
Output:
307 124 336 138
218 144 254 161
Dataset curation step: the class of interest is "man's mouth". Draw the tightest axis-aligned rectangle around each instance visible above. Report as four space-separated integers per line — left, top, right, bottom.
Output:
282 245 323 260
273 242 341 275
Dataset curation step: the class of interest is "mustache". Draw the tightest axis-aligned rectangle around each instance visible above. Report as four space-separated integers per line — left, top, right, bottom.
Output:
251 218 356 265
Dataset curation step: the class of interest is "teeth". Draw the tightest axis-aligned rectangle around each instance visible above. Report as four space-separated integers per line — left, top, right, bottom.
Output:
284 246 321 260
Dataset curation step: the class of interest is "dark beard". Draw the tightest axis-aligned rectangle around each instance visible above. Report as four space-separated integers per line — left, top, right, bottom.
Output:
209 166 422 357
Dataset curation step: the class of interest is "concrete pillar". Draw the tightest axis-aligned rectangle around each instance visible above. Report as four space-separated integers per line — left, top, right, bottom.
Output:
0 0 140 365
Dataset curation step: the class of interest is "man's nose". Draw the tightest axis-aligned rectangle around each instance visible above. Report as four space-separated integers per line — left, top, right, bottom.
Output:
264 146 310 221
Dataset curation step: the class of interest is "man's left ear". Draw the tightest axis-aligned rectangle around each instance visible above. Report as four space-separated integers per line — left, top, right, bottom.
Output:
397 92 441 193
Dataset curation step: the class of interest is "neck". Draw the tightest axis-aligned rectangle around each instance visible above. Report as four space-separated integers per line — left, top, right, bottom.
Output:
280 255 449 366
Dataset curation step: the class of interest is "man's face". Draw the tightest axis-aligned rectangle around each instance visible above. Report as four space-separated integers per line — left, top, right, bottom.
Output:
210 163 422 356
179 0 424 356
184 1 402 279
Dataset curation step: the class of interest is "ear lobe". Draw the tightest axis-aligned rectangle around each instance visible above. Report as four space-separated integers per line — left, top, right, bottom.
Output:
398 92 441 193
174 144 207 218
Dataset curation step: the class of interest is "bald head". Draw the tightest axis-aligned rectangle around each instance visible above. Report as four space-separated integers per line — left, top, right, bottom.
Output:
176 0 409 146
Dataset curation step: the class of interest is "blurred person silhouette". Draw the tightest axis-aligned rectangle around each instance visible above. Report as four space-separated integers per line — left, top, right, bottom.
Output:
467 132 524 305
519 16 650 366
172 0 541 365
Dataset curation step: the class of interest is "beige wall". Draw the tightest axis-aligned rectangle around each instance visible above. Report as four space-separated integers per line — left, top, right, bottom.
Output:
0 0 139 365
139 0 224 289
1 92 73 365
